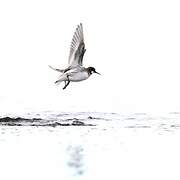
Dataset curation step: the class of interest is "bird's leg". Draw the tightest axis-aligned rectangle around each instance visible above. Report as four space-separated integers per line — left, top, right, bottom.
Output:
62 81 67 88
63 81 70 90
62 76 70 90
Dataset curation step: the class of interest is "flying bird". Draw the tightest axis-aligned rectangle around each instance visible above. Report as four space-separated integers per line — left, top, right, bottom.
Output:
49 23 100 90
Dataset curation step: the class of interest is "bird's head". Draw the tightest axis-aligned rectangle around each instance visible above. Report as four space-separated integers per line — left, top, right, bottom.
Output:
87 67 101 75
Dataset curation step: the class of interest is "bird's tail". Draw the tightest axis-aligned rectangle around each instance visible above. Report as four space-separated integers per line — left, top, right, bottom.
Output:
54 74 66 85
48 65 65 73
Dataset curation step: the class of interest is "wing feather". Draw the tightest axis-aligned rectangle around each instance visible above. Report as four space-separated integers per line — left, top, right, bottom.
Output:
68 23 86 67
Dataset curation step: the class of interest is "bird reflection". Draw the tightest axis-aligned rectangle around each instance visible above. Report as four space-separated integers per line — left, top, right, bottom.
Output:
67 145 85 175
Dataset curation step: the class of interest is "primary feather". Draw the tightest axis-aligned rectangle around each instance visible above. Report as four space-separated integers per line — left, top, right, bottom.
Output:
68 23 86 67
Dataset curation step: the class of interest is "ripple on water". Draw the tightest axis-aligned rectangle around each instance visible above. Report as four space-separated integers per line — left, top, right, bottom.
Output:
1 112 180 134
0 116 95 127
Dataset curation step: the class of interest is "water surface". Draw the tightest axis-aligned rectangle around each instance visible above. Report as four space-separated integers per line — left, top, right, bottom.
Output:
0 112 180 180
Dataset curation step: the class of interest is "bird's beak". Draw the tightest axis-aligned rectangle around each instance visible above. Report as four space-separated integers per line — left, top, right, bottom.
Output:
95 71 101 75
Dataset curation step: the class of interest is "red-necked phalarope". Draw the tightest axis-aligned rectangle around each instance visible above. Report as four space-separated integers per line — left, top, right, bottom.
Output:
49 23 100 90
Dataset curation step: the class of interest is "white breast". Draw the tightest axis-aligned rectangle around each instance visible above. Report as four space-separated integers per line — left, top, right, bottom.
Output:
69 71 89 82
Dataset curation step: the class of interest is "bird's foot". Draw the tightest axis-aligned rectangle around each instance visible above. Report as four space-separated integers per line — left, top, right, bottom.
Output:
62 80 70 90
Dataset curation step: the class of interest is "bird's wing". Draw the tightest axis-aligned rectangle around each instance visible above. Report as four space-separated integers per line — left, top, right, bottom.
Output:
65 66 84 75
68 23 86 67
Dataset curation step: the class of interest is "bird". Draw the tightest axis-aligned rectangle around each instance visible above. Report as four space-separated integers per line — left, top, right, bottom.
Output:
49 23 100 90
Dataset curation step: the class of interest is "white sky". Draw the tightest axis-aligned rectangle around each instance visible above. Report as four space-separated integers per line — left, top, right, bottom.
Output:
0 0 180 113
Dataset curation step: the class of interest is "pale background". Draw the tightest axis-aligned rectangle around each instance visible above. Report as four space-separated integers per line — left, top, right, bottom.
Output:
0 0 180 113
1 1 180 180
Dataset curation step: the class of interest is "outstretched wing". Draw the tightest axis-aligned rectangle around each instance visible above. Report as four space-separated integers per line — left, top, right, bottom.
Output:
68 23 86 67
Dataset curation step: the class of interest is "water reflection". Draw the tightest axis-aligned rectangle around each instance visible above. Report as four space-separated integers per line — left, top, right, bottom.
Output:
66 145 85 176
